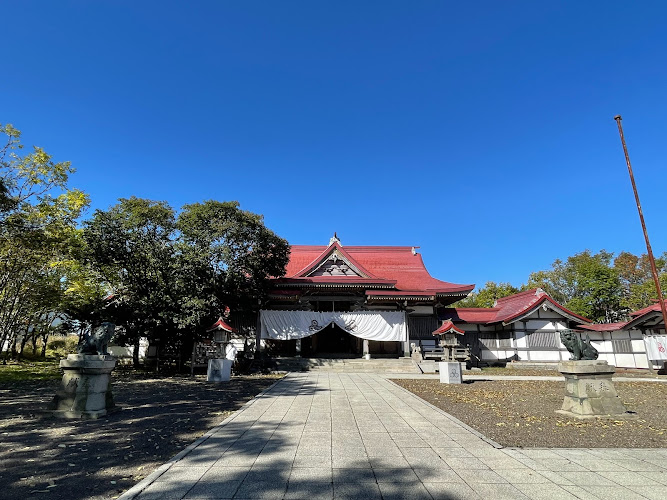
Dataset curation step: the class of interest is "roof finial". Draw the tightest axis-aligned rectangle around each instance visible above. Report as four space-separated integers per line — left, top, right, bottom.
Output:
329 232 341 246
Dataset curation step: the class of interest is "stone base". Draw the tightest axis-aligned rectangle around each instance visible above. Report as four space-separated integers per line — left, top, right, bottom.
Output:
439 362 462 384
419 361 437 373
207 359 232 382
48 354 116 419
557 360 630 419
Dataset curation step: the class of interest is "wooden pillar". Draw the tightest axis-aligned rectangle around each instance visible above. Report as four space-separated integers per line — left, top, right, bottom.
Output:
255 313 262 355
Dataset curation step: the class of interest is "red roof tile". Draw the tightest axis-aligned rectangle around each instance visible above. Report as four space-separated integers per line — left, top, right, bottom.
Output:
207 318 236 333
630 300 667 317
433 320 465 335
280 244 474 295
442 308 500 323
442 289 591 325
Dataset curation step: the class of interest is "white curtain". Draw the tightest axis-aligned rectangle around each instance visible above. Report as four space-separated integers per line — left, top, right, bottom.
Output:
644 336 667 360
260 310 407 342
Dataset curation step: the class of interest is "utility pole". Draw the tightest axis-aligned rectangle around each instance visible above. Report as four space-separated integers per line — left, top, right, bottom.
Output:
614 115 667 334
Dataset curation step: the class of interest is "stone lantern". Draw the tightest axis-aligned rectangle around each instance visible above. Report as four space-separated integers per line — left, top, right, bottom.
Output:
205 317 237 382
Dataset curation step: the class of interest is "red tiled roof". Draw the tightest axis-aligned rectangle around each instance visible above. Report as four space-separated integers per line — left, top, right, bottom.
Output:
442 289 591 325
433 320 465 336
578 322 627 332
279 244 474 295
630 300 666 317
491 289 590 324
442 308 500 323
207 318 236 333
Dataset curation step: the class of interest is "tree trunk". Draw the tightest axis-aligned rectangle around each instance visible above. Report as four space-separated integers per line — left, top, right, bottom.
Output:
40 332 49 357
17 336 28 360
133 341 140 369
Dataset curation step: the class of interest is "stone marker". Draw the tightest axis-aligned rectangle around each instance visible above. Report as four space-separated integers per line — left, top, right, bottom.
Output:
557 360 630 419
439 361 462 384
207 358 232 382
49 354 117 418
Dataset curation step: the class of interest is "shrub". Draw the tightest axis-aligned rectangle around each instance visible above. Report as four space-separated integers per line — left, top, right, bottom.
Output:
45 336 79 359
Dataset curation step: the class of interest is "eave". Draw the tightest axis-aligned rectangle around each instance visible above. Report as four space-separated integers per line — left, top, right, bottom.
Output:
499 296 591 326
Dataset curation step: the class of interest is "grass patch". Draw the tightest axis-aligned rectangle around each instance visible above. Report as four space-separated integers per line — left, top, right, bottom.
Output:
0 360 61 383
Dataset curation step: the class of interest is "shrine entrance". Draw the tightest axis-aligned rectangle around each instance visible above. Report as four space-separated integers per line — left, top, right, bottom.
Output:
259 310 408 359
302 323 362 357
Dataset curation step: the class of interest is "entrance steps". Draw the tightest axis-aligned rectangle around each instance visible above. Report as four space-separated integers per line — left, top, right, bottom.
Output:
273 357 421 374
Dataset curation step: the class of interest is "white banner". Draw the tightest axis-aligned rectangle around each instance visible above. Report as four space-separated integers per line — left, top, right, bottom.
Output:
644 336 667 360
260 310 407 342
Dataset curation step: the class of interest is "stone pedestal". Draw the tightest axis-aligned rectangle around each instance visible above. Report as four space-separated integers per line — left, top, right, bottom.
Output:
49 354 116 419
439 361 462 384
207 359 232 382
557 360 629 419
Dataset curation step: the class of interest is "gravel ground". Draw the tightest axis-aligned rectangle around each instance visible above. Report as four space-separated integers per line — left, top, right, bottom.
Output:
463 367 665 378
0 371 281 500
393 378 667 449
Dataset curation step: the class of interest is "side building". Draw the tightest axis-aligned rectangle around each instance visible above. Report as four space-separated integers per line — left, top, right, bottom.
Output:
437 289 591 365
440 289 667 370
577 301 667 369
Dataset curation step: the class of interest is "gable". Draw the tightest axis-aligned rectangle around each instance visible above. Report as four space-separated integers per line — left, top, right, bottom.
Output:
294 243 376 279
307 249 363 277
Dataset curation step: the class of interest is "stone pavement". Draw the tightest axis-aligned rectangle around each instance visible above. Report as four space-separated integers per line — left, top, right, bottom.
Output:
120 373 667 500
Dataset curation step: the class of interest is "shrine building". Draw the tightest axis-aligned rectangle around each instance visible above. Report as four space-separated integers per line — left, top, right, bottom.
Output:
257 234 474 358
203 234 667 372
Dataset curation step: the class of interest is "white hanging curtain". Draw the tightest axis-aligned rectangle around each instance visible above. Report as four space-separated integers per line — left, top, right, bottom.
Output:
260 310 407 342
644 335 667 360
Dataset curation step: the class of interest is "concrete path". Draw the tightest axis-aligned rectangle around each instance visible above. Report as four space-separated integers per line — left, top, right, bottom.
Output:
121 373 667 500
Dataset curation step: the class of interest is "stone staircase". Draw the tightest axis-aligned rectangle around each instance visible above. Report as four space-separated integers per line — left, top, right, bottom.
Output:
273 357 421 374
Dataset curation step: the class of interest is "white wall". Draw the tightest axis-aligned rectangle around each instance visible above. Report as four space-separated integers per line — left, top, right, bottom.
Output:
469 308 655 369
109 337 148 359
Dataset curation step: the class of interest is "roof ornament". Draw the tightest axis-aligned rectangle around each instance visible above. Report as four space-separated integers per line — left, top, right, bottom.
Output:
411 246 420 255
329 232 341 246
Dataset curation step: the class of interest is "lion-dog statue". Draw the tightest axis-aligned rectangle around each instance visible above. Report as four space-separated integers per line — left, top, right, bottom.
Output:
560 330 598 361
78 322 115 355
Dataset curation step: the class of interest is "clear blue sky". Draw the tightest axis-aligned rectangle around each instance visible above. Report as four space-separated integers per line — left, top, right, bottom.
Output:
3 1 667 290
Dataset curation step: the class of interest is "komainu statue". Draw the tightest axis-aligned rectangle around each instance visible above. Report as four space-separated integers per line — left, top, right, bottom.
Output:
560 330 598 361
78 322 115 355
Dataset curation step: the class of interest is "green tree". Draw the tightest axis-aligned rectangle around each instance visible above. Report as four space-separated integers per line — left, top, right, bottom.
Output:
0 124 89 358
528 250 626 323
175 200 289 335
453 281 521 308
84 198 290 367
83 197 177 366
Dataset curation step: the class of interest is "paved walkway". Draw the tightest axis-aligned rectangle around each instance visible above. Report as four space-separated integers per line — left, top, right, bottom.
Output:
121 373 667 500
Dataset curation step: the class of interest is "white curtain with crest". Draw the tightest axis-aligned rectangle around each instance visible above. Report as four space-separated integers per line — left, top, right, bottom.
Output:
260 310 407 342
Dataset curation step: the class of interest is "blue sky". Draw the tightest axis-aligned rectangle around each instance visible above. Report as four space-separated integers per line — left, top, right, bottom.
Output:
2 1 667 290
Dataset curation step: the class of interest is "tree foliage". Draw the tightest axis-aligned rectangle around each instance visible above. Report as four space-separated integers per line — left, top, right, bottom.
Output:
455 250 667 325
83 198 289 364
0 124 89 358
526 249 667 323
454 281 521 308
83 198 177 364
